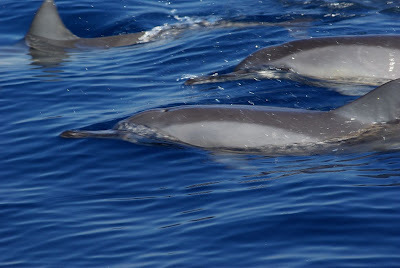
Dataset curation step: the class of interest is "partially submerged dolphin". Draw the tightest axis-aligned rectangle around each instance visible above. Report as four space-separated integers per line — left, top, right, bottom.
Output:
26 0 309 52
61 79 400 155
185 35 400 91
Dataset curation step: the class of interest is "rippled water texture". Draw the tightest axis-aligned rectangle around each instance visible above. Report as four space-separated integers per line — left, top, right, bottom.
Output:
1 0 400 267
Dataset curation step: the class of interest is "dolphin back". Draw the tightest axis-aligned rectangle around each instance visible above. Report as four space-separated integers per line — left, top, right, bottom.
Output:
332 79 400 124
27 0 78 41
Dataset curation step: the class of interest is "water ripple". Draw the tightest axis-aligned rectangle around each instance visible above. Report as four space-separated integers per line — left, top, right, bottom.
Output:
1 0 400 267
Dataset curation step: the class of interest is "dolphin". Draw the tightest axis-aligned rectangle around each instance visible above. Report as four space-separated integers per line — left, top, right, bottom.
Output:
26 0 311 52
61 79 400 155
185 35 400 91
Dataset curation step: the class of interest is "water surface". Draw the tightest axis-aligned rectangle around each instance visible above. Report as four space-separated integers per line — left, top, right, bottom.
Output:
1 0 400 267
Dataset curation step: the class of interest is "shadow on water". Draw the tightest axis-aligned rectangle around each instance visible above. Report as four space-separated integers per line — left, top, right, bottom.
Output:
0 43 67 81
28 47 70 68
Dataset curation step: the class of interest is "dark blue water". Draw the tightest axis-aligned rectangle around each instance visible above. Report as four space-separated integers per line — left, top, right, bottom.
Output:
1 0 400 267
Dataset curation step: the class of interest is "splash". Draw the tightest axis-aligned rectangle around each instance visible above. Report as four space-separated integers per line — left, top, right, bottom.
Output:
138 14 222 43
137 13 311 43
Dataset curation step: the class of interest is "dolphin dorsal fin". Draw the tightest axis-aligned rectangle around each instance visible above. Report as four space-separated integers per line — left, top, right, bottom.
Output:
27 0 78 41
332 79 400 124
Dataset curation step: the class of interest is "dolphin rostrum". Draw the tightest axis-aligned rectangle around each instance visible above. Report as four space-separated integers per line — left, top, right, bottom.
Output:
61 79 400 155
185 35 400 91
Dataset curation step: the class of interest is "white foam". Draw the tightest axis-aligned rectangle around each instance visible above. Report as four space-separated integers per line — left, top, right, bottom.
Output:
138 14 222 43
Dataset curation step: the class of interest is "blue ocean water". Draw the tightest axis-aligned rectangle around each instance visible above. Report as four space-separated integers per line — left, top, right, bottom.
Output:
1 0 400 267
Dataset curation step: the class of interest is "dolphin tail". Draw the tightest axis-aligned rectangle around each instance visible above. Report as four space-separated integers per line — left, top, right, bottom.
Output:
332 79 400 124
26 0 78 41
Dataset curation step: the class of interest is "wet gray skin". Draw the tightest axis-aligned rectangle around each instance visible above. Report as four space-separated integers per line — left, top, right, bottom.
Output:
185 35 400 89
25 0 146 51
61 79 400 155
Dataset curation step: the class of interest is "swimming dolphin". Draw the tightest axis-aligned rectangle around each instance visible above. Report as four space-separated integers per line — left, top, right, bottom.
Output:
61 79 400 155
25 0 146 51
26 0 310 52
185 35 400 91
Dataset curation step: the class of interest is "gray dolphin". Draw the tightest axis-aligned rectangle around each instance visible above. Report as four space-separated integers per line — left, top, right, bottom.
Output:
61 79 400 155
25 0 146 51
26 0 310 52
185 35 400 91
